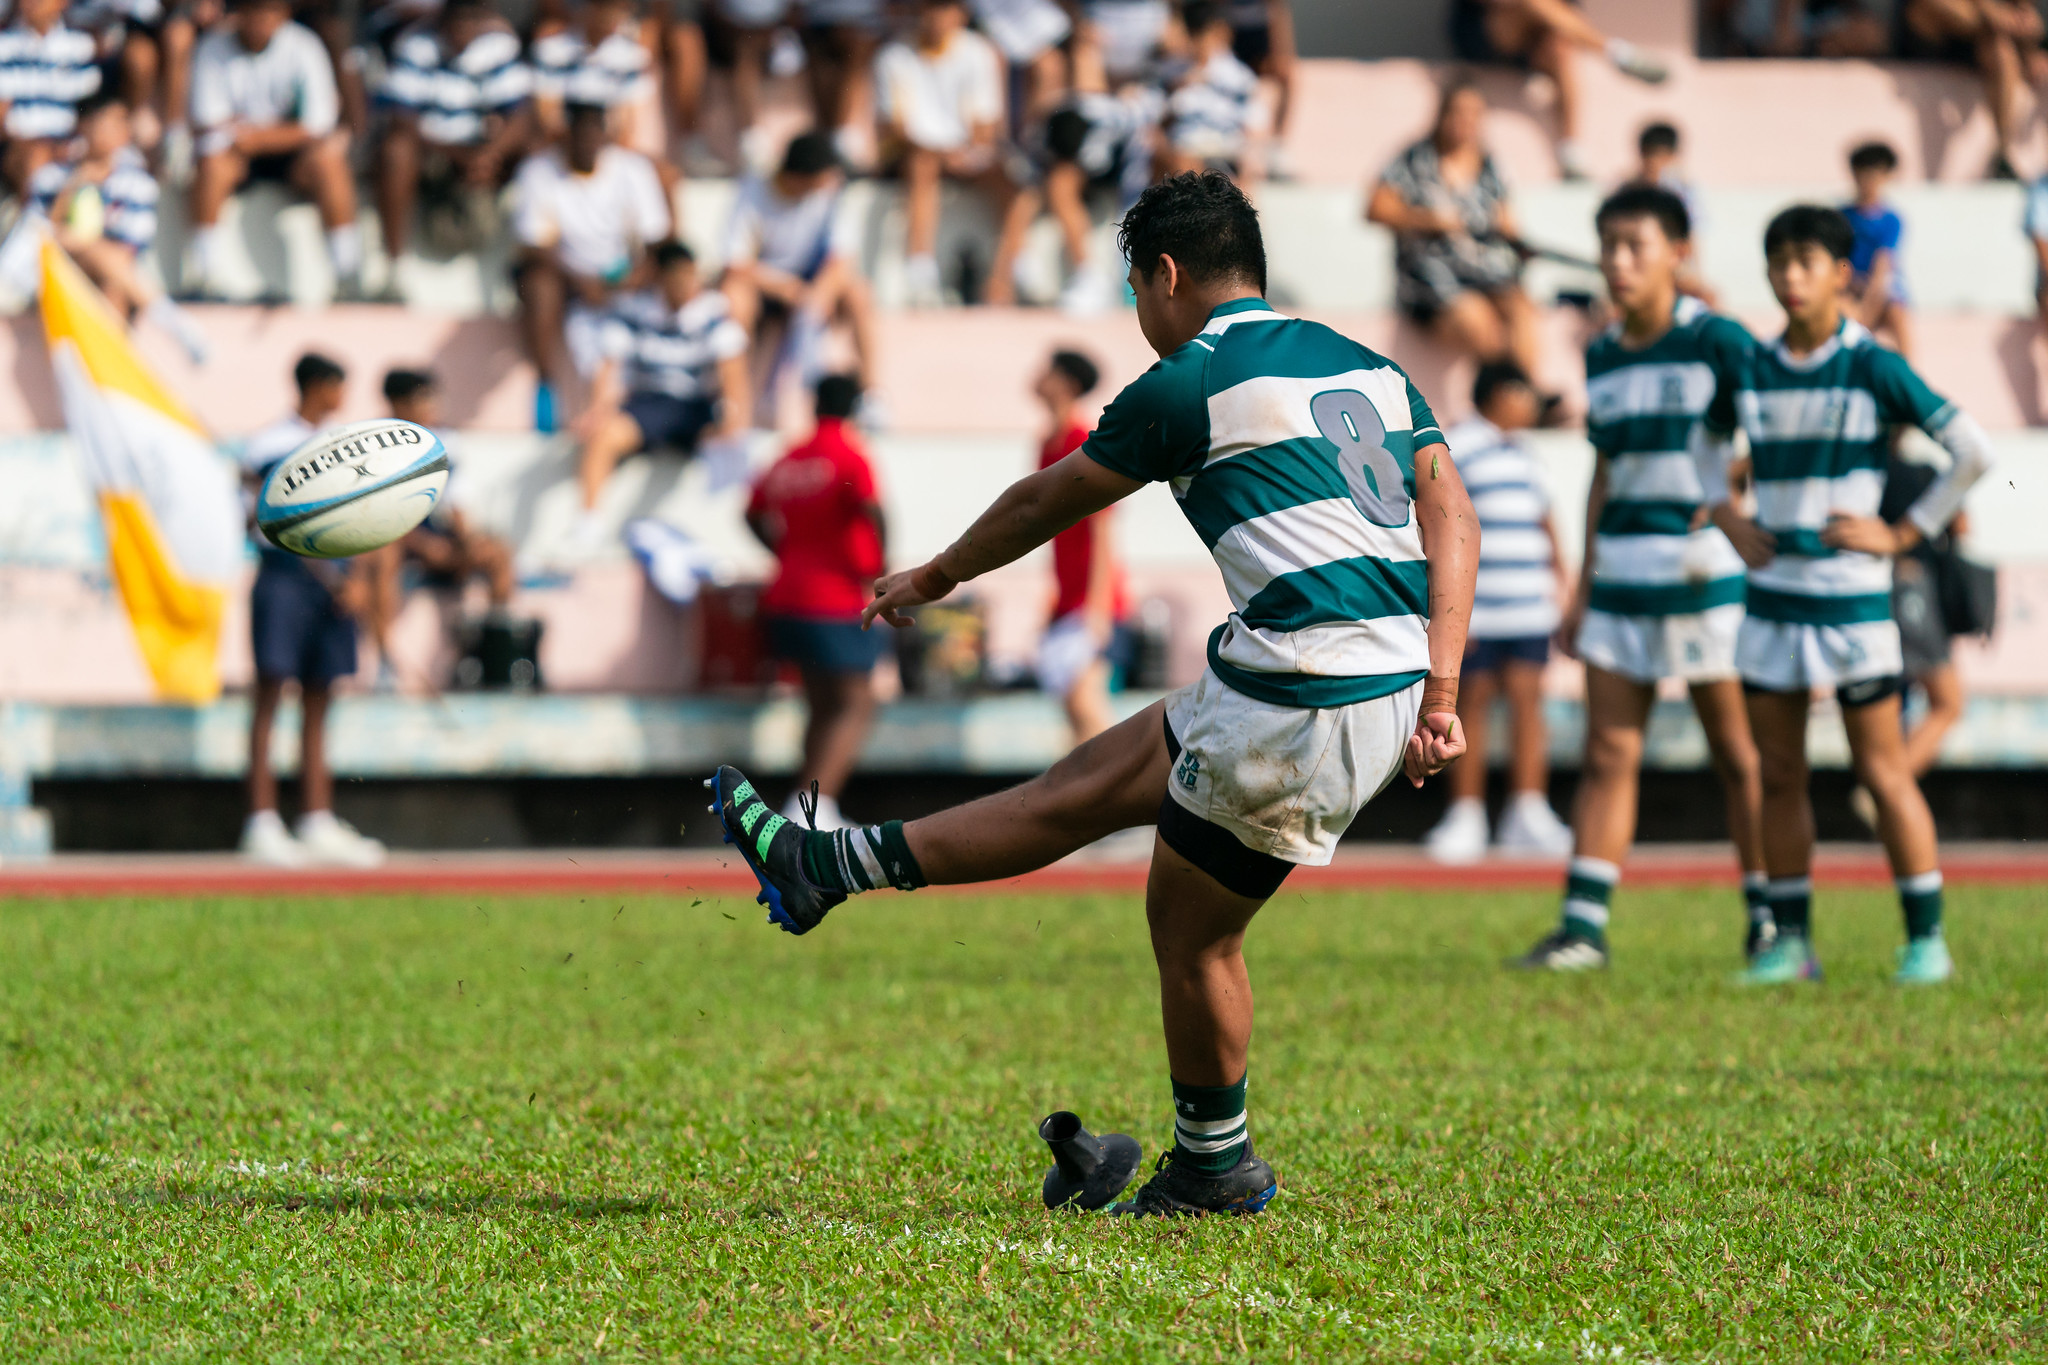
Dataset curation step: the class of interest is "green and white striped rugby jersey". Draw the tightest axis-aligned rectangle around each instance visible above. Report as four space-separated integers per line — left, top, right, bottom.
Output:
1082 298 1445 708
1727 316 1953 625
1582 295 1751 617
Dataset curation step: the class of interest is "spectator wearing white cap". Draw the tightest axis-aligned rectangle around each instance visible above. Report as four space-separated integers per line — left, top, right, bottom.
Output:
187 0 361 298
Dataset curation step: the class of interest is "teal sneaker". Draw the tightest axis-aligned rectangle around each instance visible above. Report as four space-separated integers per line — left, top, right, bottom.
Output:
1894 935 1953 985
1737 933 1821 985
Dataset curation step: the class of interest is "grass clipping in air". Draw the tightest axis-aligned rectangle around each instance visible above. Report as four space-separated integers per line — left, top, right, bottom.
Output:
0 885 2041 1361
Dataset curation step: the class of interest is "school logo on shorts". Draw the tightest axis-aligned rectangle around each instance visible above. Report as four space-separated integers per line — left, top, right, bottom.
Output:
1684 639 1703 665
1176 751 1201 791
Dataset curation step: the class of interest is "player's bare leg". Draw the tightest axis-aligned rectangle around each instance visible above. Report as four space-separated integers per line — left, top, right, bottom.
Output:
1689 675 1769 948
793 665 877 806
1903 662 1963 776
1841 691 1953 980
1739 687 1823 982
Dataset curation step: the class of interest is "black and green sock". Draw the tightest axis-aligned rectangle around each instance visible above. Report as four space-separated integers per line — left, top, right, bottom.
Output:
1766 876 1812 939
1898 870 1943 941
1560 856 1619 945
1171 1073 1248 1175
1743 871 1772 933
800 821 927 894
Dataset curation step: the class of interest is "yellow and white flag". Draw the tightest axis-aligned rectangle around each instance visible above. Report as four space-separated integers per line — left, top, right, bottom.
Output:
40 239 240 704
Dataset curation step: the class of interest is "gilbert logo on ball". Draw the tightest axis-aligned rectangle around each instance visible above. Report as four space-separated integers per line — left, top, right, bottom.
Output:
255 419 450 559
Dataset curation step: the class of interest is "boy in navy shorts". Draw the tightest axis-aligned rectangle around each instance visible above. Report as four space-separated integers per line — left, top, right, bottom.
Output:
1425 360 1571 862
745 374 887 830
238 353 387 868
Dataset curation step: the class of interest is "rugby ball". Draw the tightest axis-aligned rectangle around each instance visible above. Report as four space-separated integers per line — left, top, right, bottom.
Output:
255 419 449 559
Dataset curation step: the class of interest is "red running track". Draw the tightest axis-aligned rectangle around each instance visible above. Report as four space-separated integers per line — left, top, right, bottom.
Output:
1 845 2044 899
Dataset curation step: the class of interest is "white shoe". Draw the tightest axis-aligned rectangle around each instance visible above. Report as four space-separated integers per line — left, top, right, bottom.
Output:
1423 797 1489 865
1059 266 1109 317
1557 139 1591 182
1606 39 1669 85
784 790 850 831
241 810 306 868
903 254 944 308
295 810 386 868
1494 793 1574 857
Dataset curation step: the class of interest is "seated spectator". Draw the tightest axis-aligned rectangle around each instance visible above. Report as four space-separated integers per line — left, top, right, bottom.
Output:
2024 167 2048 345
1901 0 2044 179
1368 76 1541 382
0 0 102 192
875 0 1028 306
376 1 534 279
1079 0 1170 84
1158 0 1262 180
153 0 222 180
188 0 362 299
646 0 710 171
722 130 876 413
1708 0 1889 57
384 368 517 615
510 100 671 429
1027 43 1162 313
1622 120 1714 306
30 90 207 361
802 0 885 170
745 373 887 830
63 0 167 149
1843 140 1912 358
571 241 752 548
707 0 789 173
1226 0 1295 179
530 0 656 149
1030 347 1129 745
968 0 1073 138
1423 361 1572 863
1447 0 1668 181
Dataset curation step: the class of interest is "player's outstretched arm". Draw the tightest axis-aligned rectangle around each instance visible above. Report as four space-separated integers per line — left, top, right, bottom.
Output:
863 450 1143 628
1406 440 1478 787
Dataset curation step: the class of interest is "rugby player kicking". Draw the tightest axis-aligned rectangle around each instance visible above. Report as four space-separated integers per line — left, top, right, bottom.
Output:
713 172 1478 1216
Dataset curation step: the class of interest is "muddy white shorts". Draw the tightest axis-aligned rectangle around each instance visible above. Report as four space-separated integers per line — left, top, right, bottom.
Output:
1161 668 1421 885
1576 603 1743 684
1735 615 1904 693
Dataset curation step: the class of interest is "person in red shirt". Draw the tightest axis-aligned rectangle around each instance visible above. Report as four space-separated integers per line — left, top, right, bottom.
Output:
1033 349 1130 743
746 374 888 830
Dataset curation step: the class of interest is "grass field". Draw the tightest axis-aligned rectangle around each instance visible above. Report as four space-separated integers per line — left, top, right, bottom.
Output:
0 879 2043 1362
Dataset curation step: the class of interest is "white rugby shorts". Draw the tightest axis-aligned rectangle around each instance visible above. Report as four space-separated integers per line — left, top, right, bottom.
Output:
1735 616 1904 693
1163 668 1421 867
1576 603 1743 684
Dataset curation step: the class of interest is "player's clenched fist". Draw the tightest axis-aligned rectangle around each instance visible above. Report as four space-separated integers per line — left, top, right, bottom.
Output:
1404 675 1465 786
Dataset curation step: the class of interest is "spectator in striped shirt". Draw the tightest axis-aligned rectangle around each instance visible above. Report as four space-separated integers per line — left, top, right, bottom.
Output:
530 0 656 148
0 0 101 190
1423 361 1572 863
188 0 362 299
28 89 206 360
1158 1 1262 181
376 0 535 275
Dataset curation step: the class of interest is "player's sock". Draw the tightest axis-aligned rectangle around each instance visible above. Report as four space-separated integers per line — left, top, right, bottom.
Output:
800 821 926 895
1898 869 1943 940
1171 1073 1248 1175
1743 870 1771 929
1766 876 1812 938
1559 856 1619 946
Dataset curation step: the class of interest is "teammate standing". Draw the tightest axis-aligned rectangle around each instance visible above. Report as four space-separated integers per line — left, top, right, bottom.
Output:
1697 206 1991 986
713 172 1477 1216
1515 186 1767 971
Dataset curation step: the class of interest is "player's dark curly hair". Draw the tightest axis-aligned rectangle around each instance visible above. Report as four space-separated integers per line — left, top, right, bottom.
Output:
1764 204 1856 263
1117 171 1266 295
1596 184 1691 243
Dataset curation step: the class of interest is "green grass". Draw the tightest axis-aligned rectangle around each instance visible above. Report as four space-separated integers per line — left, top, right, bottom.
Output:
0 881 2043 1362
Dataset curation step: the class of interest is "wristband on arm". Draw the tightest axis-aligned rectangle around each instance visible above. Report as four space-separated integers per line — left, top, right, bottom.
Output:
910 561 957 600
1420 674 1459 719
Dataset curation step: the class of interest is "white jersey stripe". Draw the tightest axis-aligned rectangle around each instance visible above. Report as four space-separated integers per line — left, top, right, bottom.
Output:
1212 497 1425 607
1204 367 1416 467
1738 387 1882 444
1214 613 1430 679
1606 450 1709 502
1591 530 1748 586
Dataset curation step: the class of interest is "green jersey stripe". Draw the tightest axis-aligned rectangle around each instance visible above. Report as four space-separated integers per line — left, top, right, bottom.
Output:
1744 584 1892 625
1597 500 1699 537
1588 576 1748 616
1239 556 1430 634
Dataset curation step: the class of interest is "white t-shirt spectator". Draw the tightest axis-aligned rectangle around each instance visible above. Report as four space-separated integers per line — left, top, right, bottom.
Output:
0 20 100 140
189 20 339 158
598 289 749 401
512 144 671 281
1083 0 1169 81
530 25 651 109
380 20 532 147
969 0 1071 64
875 28 1002 153
28 146 159 251
722 174 856 281
1446 415 1558 641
